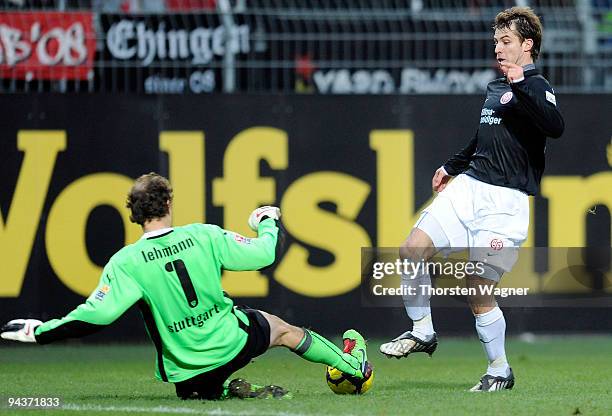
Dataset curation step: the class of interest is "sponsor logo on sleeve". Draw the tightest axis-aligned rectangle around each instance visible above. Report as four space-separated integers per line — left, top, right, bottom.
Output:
545 90 557 106
233 234 252 244
94 285 111 301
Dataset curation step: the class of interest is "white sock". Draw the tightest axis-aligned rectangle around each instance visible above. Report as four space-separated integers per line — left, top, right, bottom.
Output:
411 313 434 340
475 306 510 377
401 271 435 338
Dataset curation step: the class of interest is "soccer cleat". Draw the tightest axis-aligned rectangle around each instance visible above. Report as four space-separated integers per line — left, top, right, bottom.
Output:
469 368 515 392
342 329 369 378
379 331 438 358
227 378 291 399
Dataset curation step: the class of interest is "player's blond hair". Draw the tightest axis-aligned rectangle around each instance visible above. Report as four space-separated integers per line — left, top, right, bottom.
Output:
494 7 543 61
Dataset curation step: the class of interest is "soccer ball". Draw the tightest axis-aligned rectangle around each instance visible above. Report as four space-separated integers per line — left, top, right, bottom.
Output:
325 363 374 395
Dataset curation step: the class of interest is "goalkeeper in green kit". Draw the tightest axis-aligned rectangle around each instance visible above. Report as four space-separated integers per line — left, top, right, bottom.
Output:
1 173 370 400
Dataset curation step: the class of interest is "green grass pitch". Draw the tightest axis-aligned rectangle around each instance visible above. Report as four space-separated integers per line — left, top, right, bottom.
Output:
1 337 611 415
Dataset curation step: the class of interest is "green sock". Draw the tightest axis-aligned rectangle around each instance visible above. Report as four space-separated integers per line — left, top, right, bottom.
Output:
220 379 231 400
292 329 362 377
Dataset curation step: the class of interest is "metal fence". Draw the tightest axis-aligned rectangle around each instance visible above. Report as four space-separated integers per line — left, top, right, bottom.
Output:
0 0 610 93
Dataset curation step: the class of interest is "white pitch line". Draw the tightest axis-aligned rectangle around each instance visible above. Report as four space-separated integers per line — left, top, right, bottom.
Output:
63 404 201 414
61 403 309 416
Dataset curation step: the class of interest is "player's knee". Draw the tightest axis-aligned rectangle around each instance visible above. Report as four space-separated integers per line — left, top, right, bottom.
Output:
400 241 417 261
400 243 425 263
400 229 434 262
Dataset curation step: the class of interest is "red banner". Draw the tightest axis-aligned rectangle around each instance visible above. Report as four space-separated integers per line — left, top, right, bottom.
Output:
0 12 95 80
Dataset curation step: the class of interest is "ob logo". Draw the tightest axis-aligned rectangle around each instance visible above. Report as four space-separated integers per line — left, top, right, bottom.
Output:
490 239 504 250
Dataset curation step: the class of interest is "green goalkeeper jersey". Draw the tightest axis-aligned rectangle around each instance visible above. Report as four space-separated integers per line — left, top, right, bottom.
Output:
34 219 280 383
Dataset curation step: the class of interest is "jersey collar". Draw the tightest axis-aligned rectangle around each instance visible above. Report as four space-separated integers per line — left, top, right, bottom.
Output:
142 227 174 240
522 63 536 71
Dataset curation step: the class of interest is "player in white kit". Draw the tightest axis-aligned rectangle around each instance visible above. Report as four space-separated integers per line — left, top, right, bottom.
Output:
379 7 564 392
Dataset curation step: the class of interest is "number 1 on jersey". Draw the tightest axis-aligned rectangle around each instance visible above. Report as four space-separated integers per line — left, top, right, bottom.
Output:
165 259 199 308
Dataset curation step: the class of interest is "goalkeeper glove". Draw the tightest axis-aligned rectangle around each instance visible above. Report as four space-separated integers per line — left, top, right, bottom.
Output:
0 319 42 343
248 206 281 231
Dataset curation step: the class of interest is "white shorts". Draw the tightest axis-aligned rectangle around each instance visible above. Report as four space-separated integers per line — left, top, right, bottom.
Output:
415 174 529 274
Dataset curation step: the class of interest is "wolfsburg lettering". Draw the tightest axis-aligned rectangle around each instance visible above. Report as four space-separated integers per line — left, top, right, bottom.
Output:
141 238 194 263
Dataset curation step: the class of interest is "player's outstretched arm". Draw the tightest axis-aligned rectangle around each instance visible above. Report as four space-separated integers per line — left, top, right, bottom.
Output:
1 264 143 345
216 206 283 272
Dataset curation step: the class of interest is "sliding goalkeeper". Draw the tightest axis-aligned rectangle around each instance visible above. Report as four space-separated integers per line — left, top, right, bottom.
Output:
1 172 370 400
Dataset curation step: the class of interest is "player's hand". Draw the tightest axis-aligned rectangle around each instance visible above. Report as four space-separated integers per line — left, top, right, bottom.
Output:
248 206 281 231
0 319 42 343
499 61 524 83
432 166 451 193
